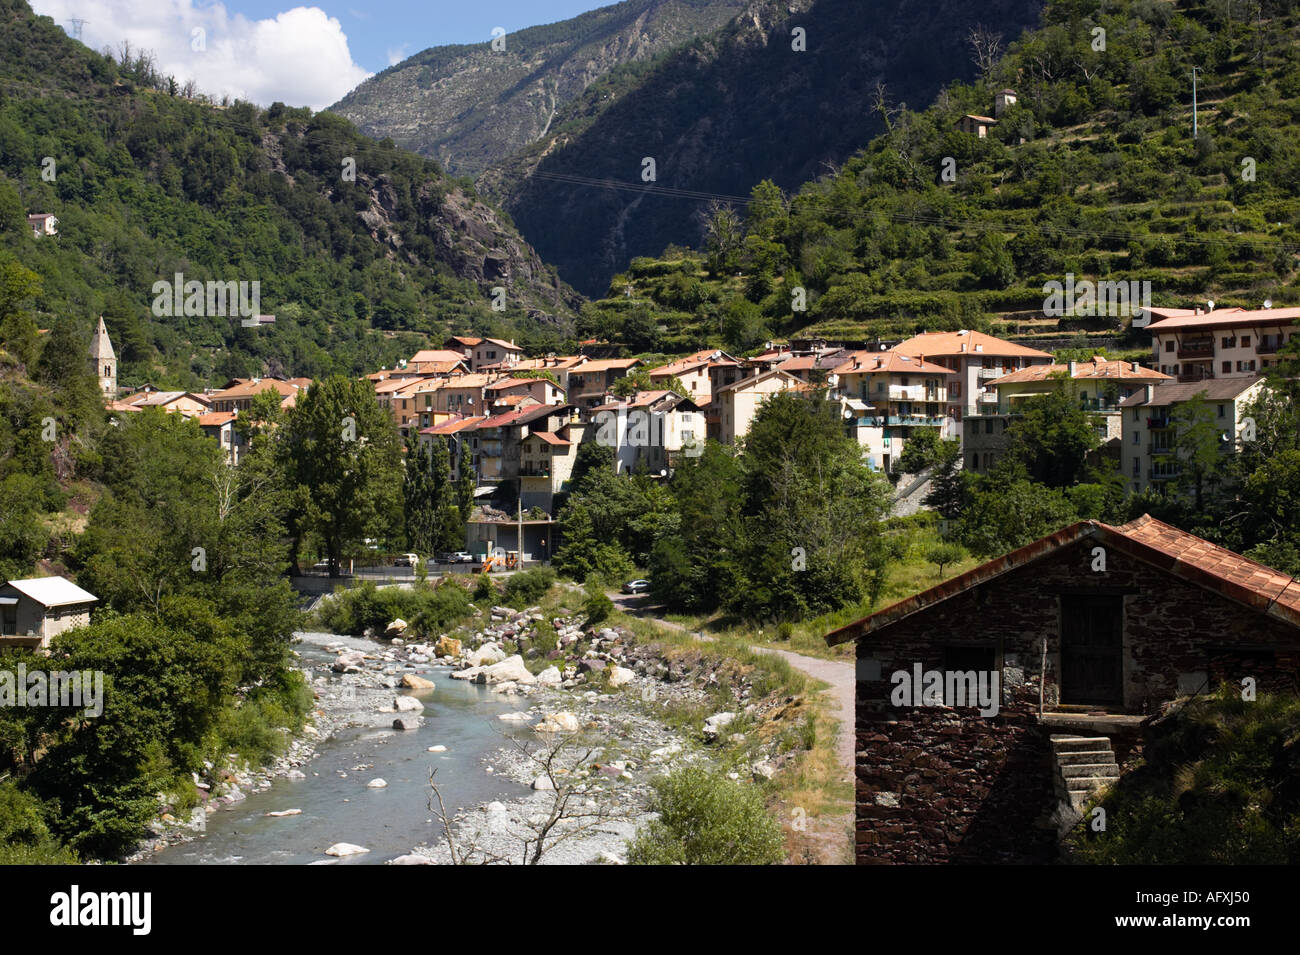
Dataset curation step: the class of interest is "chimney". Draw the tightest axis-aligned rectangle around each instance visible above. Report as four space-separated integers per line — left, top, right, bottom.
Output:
1144 384 1154 404
1068 361 1077 376
1131 361 1140 373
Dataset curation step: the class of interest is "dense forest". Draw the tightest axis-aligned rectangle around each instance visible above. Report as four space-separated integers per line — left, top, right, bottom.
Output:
0 0 577 394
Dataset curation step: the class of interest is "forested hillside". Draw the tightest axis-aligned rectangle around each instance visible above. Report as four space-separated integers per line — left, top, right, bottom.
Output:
494 0 1045 294
0 0 578 393
573 0 1300 354
330 0 747 178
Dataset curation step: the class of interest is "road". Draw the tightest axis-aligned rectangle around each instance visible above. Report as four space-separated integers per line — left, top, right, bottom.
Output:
609 591 855 782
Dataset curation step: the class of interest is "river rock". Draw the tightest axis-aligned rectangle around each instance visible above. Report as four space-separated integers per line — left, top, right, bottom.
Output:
450 665 484 681
332 651 366 673
434 636 462 658
393 696 423 713
532 775 554 791
265 808 302 817
702 712 737 741
367 778 388 789
325 842 369 857
392 716 420 731
473 655 535 685
469 642 507 667
534 711 580 733
427 745 447 752
535 666 562 686
386 619 408 635
608 666 635 688
497 711 531 722
390 854 434 865
401 673 435 689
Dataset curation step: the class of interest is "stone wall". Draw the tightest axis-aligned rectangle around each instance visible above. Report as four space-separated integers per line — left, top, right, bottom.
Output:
851 535 1300 863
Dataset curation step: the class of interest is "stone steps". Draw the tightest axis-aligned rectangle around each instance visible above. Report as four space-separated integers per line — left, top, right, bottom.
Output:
1050 734 1121 835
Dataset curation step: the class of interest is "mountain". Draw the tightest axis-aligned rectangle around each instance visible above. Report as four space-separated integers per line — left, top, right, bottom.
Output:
329 0 747 179
490 0 1046 295
0 0 579 392
570 0 1300 355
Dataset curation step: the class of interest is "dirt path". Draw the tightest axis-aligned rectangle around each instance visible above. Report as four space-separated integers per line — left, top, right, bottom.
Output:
609 592 855 781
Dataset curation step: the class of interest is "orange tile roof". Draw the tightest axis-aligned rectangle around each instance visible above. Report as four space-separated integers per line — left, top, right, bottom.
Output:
410 349 467 365
831 350 955 376
532 431 571 446
826 514 1300 645
197 411 236 427
446 336 483 347
208 378 304 400
993 357 1170 386
486 377 551 392
647 350 727 377
1146 306 1300 333
893 330 1052 360
572 358 641 373
421 415 485 435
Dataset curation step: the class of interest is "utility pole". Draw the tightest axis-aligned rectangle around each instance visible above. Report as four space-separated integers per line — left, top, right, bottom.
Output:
68 18 87 41
517 496 524 567
1190 67 1199 140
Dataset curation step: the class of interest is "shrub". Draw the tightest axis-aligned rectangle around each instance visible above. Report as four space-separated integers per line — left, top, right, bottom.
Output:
583 578 613 627
627 765 785 865
502 566 557 608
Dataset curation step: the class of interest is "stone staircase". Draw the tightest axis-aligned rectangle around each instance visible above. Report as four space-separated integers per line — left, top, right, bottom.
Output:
1050 735 1121 835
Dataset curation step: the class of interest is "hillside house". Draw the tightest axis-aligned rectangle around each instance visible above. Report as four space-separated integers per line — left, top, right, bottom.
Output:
830 350 955 471
589 391 704 474
956 114 997 137
1118 376 1269 495
27 213 57 237
892 330 1053 435
964 357 1171 474
1145 305 1300 381
566 358 642 408
711 369 804 445
826 515 1300 864
197 411 244 465
0 577 97 650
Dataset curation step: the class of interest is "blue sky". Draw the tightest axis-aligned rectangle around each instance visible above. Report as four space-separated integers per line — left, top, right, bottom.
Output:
261 1 613 72
33 0 612 109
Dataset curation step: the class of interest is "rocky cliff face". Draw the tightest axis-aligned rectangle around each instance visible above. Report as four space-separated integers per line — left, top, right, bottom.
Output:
495 0 1046 296
329 0 746 178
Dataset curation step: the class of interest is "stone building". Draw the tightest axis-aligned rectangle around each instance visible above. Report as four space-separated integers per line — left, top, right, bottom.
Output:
89 316 116 400
826 515 1300 864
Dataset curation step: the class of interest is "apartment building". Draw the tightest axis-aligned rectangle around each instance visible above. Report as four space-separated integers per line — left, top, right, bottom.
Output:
1118 376 1269 495
892 330 1054 432
829 350 955 471
964 357 1170 474
588 391 705 474
1145 305 1300 382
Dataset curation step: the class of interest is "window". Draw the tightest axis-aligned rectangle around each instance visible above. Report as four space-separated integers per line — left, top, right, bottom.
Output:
1 604 15 636
1222 336 1236 348
1240 336 1250 348
1132 430 1139 444
1223 362 1232 373
1217 404 1226 418
1132 456 1140 476
1165 340 1175 352
939 646 998 705
984 418 994 434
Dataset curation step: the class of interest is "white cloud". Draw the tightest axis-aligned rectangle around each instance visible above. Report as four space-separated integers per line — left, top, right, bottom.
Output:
385 43 409 66
32 0 372 110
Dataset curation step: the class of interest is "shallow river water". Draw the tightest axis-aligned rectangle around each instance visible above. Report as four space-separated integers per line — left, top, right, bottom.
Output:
142 634 530 865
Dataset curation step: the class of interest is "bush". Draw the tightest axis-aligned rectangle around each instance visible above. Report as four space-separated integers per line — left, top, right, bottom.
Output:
472 572 497 604
627 765 785 865
0 783 77 865
583 578 613 627
502 566 557 608
315 580 472 636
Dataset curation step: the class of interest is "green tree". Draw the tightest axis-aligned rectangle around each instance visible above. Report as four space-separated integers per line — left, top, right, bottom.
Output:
278 376 403 573
1001 391 1100 488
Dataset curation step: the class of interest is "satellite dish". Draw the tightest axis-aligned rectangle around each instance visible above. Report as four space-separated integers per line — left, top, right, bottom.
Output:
1263 299 1273 309
659 468 668 477
1220 431 1232 443
1207 300 1215 311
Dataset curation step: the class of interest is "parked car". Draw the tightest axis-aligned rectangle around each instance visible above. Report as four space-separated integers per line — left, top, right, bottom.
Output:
394 553 420 567
437 551 475 564
312 559 331 572
622 579 650 594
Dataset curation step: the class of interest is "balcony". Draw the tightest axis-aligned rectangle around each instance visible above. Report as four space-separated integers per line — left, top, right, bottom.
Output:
1176 340 1214 360
977 391 999 404
1257 339 1281 355
1147 416 1171 429
1079 398 1120 412
885 415 947 428
977 367 1004 380
1147 443 1174 456
888 384 926 401
519 466 552 479
1149 467 1180 481
1176 369 1214 383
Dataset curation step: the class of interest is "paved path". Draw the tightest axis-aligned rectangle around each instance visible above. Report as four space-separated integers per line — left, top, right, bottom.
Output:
609 592 855 781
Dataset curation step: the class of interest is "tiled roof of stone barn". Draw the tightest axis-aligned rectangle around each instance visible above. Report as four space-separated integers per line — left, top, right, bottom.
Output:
825 515 1300 646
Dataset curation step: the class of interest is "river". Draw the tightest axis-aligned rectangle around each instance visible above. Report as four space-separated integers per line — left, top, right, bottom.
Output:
141 632 531 865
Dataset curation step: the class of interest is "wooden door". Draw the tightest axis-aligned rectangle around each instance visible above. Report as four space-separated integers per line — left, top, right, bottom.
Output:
1060 595 1124 707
